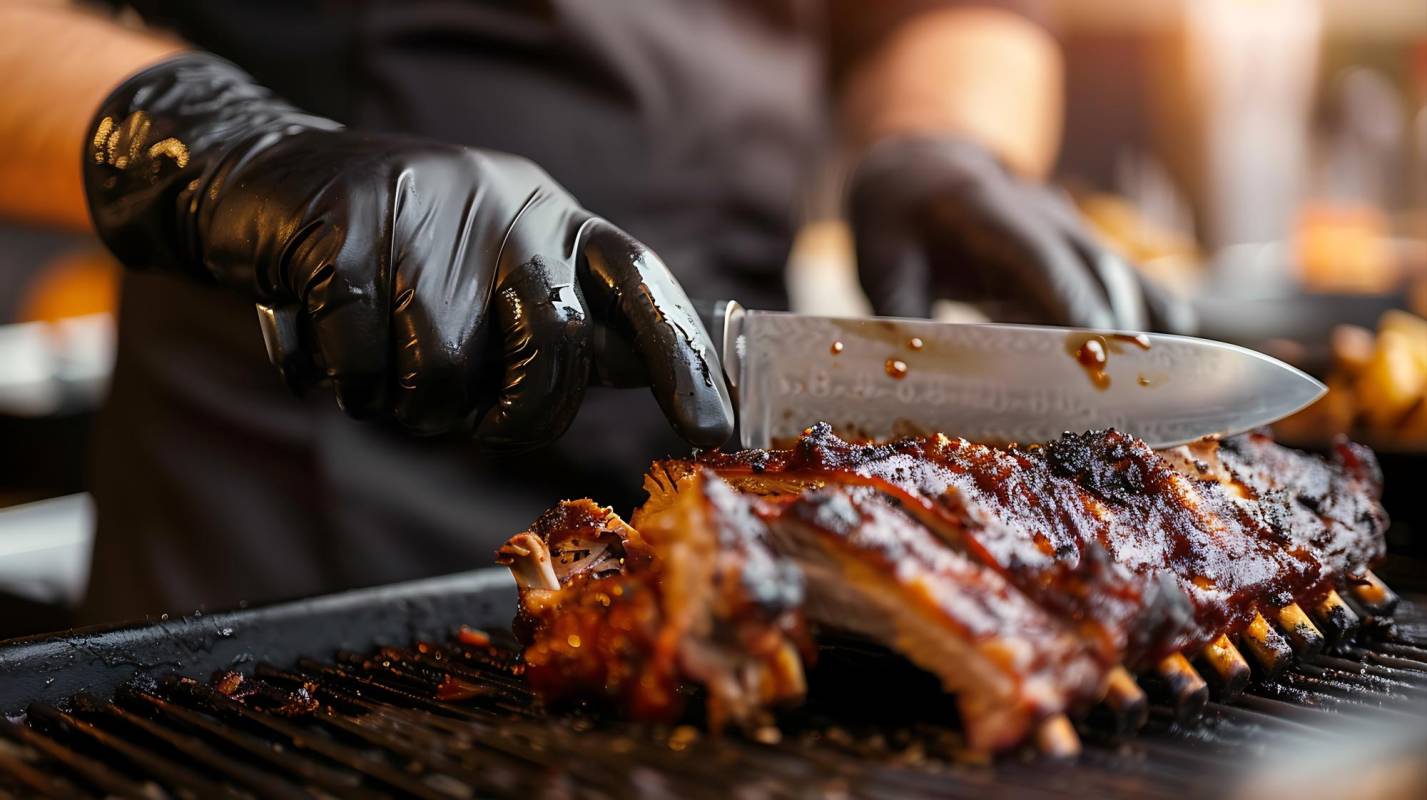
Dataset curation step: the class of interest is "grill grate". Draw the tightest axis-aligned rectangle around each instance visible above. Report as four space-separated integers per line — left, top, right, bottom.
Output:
2 595 1425 799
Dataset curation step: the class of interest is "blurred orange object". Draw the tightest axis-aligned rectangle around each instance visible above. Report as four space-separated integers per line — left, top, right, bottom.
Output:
1294 204 1398 294
1076 192 1201 293
1275 310 1427 447
1410 272 1427 318
1078 192 1199 266
17 247 120 322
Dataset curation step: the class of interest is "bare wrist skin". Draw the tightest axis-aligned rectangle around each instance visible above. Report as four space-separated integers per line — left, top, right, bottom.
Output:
838 7 1063 179
0 1 183 231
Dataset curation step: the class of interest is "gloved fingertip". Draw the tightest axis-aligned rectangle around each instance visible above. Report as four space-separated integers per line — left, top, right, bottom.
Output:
1138 276 1199 336
1152 293 1198 336
331 377 389 421
872 295 936 321
668 387 735 449
1059 303 1118 331
474 403 577 454
393 396 472 438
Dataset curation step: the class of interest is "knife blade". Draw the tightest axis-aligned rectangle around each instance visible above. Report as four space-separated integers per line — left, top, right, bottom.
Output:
698 301 1325 450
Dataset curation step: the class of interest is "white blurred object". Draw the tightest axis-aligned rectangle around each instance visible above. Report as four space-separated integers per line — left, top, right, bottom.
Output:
1115 151 1195 251
785 219 871 317
1187 0 1322 266
0 494 93 606
1316 67 1406 207
0 313 114 417
785 219 990 323
1232 701 1427 800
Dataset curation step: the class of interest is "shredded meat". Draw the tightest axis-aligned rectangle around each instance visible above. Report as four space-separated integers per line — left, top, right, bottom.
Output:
498 470 807 731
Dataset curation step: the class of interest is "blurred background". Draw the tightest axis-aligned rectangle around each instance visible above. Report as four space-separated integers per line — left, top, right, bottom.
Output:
1 0 1425 636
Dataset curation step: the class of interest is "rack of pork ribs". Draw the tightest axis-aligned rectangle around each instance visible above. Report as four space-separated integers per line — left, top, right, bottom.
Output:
497 422 1396 757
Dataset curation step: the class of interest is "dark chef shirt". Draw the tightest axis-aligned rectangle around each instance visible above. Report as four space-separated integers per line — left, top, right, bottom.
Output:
83 0 1015 622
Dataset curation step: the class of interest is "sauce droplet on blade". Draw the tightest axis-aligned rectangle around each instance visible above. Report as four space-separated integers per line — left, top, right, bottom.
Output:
830 340 844 355
1077 339 1108 368
1112 332 1152 350
885 358 909 380
906 337 924 351
1063 331 1153 391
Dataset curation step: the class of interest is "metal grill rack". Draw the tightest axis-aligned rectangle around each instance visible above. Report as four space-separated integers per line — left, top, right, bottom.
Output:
1 569 1423 799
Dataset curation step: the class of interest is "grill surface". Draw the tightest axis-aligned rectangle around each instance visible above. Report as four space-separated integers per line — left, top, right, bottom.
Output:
1 569 1424 799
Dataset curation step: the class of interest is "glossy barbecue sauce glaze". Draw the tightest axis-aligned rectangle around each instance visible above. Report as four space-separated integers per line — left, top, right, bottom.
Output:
766 485 1108 745
698 423 1384 665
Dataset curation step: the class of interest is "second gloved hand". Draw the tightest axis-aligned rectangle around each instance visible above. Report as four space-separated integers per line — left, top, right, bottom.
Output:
849 136 1194 333
83 54 733 451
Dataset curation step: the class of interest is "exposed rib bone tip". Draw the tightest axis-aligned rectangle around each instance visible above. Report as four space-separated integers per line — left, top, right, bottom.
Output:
1348 571 1399 617
1153 652 1209 722
1309 589 1361 643
1273 603 1325 657
1239 611 1294 679
1034 714 1081 759
1197 634 1252 699
498 533 561 591
1102 666 1149 733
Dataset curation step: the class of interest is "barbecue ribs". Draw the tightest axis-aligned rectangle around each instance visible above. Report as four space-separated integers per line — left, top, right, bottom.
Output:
500 422 1393 756
755 484 1105 752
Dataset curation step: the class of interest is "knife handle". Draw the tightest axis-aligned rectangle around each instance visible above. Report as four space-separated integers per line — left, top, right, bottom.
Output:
695 299 744 390
255 302 323 394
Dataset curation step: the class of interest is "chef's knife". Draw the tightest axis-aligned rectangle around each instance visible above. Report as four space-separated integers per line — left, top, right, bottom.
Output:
697 301 1325 450
254 299 1324 450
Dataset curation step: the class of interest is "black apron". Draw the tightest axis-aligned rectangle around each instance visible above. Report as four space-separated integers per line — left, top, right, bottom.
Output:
82 0 969 621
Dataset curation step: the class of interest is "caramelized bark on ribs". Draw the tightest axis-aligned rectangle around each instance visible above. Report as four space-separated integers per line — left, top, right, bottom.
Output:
690 424 1188 666
1041 430 1324 655
500 422 1393 755
1182 432 1387 583
691 424 1389 662
1163 430 1391 622
497 471 807 731
757 484 1105 752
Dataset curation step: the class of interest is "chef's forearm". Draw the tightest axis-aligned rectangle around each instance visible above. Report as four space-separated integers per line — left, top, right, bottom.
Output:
838 6 1063 179
0 1 182 231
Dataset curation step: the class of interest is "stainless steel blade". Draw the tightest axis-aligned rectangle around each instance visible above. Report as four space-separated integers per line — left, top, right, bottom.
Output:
724 310 1325 449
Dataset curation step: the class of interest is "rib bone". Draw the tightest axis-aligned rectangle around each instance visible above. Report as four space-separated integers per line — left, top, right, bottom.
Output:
1310 589 1361 642
1197 635 1252 698
1150 653 1209 722
1348 570 1400 617
1100 666 1149 734
1238 611 1294 679
1273 603 1326 657
1034 714 1081 759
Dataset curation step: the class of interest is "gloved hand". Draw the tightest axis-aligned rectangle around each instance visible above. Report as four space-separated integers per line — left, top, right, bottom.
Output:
83 53 733 451
849 136 1195 333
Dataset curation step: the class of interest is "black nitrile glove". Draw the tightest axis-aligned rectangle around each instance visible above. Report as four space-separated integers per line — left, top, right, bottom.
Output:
849 136 1195 333
83 54 733 451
